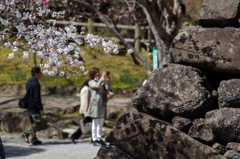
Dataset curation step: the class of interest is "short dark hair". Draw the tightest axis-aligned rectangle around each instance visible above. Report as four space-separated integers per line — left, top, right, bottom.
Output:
31 67 41 76
89 67 99 80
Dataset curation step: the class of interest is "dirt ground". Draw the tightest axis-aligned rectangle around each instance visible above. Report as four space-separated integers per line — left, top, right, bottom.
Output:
0 92 135 111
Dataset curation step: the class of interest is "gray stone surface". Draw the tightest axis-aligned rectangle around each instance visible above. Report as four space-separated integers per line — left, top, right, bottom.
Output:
132 63 214 121
218 79 240 108
46 126 69 139
226 142 240 153
206 108 240 143
94 145 133 159
199 0 240 27
1 111 48 133
170 26 240 75
224 150 240 159
188 118 217 145
172 116 192 133
213 143 227 155
107 112 225 159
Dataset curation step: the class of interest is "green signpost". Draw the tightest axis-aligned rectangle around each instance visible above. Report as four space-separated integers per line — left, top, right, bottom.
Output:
152 48 158 70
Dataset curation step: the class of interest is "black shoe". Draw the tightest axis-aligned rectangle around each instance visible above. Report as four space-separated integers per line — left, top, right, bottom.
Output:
31 140 42 145
98 139 106 146
21 134 29 143
69 135 76 144
93 140 101 146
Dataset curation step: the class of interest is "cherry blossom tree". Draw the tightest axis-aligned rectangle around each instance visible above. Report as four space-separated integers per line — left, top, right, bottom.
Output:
0 0 124 79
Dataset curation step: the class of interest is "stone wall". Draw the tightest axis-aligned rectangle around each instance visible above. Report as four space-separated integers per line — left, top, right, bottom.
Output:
95 1 240 159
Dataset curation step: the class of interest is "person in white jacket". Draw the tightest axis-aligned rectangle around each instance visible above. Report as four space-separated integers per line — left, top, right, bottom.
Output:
79 80 91 117
69 79 91 144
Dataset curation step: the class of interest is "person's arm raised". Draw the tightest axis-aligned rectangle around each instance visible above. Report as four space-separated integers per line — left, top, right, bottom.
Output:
89 71 107 89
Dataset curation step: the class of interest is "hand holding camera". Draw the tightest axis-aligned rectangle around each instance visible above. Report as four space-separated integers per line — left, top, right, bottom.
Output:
102 71 110 81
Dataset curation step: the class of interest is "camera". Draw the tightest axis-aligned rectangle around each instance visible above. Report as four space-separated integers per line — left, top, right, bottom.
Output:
106 71 110 75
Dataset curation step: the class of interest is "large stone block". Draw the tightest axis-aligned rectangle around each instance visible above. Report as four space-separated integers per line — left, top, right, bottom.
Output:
94 145 133 159
1 112 30 132
226 142 240 153
218 79 240 108
170 26 240 75
172 116 192 133
188 118 217 145
107 112 225 159
224 150 240 159
132 63 215 121
206 108 240 143
199 0 240 27
1 111 48 133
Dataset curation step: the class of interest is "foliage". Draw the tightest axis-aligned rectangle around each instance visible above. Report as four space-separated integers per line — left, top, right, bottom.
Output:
181 0 203 26
119 69 142 87
9 70 27 81
0 44 149 88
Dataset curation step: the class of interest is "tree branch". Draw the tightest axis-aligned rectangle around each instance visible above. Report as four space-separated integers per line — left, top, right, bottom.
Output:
138 0 170 43
73 0 152 75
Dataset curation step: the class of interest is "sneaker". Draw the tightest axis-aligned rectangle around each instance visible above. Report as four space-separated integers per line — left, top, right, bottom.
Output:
93 140 101 146
31 139 42 145
69 135 76 144
21 134 29 143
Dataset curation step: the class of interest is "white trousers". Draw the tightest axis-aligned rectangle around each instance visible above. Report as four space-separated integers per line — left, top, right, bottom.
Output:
92 118 104 141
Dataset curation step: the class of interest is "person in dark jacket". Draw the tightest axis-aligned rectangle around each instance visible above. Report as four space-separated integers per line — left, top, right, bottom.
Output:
21 67 43 145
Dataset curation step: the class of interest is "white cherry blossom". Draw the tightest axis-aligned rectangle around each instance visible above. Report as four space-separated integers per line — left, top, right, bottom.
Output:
59 71 65 76
127 49 133 54
84 70 89 74
8 53 14 59
0 0 121 79
23 51 29 59
4 42 11 48
43 70 49 75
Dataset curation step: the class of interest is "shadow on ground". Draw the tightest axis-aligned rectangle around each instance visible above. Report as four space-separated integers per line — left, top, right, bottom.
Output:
41 141 73 145
4 145 45 158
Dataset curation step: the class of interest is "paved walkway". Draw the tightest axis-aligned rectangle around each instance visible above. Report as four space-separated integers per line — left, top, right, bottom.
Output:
1 133 100 159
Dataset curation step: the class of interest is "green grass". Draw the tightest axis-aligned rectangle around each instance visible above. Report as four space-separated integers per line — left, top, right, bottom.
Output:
0 42 150 89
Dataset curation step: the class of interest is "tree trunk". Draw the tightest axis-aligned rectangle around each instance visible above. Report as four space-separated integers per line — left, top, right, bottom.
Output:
142 6 168 67
131 53 140 65
139 0 184 67
34 53 37 67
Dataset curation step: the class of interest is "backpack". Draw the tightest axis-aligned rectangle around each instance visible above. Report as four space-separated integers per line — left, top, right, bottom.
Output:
18 95 28 109
18 84 31 109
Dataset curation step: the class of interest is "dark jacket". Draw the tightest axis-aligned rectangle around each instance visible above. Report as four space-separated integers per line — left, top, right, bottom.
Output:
26 77 43 114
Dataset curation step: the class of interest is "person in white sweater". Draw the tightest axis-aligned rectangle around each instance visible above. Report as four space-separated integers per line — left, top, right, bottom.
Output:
69 79 91 144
